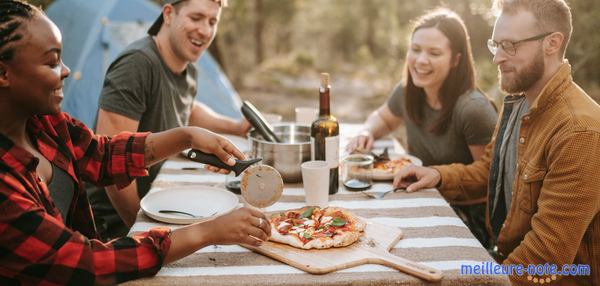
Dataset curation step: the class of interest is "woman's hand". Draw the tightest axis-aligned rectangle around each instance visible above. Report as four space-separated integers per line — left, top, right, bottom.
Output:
165 207 271 263
346 130 375 153
346 105 402 153
187 127 246 174
204 207 271 246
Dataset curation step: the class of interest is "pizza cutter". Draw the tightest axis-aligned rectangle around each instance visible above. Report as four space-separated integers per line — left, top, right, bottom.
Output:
187 149 284 208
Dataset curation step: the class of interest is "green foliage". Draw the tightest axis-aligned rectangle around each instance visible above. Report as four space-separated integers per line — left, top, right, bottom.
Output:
25 0 53 9
568 0 600 102
37 0 599 104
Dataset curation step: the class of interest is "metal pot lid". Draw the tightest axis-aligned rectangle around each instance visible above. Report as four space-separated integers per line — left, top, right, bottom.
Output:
240 165 283 208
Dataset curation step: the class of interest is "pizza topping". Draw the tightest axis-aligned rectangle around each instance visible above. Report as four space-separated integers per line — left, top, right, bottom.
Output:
373 158 411 173
300 207 315 218
311 208 323 220
270 206 364 246
288 218 302 226
303 220 315 227
320 216 333 224
286 211 300 219
331 217 347 227
277 221 291 230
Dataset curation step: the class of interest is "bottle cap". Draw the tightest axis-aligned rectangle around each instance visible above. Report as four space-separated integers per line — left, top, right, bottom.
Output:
320 73 330 87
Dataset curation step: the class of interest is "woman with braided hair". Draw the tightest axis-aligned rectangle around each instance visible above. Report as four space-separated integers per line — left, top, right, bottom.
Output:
0 1 270 284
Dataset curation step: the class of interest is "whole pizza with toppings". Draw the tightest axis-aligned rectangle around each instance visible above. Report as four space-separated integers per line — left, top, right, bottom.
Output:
269 206 366 249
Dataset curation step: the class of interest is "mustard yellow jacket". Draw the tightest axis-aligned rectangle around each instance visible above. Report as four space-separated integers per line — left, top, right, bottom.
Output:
433 63 600 285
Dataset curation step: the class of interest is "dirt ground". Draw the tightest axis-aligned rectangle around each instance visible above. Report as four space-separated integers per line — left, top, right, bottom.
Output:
237 71 408 146
238 72 394 124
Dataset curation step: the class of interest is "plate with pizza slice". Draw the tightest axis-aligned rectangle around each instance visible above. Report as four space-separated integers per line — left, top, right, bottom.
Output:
372 152 422 181
268 206 366 249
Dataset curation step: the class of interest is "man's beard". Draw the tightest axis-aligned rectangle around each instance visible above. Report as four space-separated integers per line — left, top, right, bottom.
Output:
499 50 545 94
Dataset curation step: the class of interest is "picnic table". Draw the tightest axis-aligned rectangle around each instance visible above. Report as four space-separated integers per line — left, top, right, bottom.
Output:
124 124 509 286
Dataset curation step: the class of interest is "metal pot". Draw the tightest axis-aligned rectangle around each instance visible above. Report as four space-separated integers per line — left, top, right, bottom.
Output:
249 124 311 183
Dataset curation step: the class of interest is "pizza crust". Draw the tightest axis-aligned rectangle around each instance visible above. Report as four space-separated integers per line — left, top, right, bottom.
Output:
270 228 305 248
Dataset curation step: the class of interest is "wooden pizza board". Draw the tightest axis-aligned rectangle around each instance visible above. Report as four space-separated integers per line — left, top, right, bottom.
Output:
243 218 443 282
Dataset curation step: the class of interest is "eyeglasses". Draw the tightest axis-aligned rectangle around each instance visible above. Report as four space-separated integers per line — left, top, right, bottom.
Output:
487 32 553 56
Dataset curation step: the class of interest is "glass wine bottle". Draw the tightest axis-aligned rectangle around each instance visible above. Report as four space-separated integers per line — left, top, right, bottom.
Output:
310 73 339 194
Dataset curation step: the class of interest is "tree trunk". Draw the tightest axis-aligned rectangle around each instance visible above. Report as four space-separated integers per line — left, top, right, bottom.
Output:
254 0 264 64
209 35 227 73
363 1 378 56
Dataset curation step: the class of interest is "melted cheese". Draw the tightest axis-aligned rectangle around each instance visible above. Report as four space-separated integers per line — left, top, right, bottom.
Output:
277 221 291 230
320 216 333 224
303 220 315 227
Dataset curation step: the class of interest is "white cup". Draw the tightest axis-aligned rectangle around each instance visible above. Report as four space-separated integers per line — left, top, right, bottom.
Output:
295 107 319 126
301 160 329 208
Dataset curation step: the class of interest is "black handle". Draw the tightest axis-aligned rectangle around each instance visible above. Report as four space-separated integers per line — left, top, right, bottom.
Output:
186 149 262 176
241 101 281 143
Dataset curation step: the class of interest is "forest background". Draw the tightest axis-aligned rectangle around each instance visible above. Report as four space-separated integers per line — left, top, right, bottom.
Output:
30 0 600 123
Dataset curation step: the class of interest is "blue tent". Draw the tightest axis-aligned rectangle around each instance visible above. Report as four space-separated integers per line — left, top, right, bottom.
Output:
46 0 242 128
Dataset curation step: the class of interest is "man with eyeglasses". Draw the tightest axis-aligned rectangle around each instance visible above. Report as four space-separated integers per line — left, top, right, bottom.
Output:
392 0 599 284
87 0 251 240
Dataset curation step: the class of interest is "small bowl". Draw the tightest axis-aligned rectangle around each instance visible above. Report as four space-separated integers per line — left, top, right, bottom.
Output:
341 154 374 191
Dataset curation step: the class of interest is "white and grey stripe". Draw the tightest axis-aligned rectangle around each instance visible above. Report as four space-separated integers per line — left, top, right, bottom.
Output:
127 130 506 285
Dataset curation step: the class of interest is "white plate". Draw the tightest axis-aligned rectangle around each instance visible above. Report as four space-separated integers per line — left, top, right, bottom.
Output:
141 186 239 224
372 153 423 181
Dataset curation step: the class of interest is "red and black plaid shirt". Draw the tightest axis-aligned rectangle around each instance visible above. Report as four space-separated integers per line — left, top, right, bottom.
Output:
0 112 171 285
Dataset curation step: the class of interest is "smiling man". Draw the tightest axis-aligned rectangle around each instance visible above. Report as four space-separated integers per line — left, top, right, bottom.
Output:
392 0 600 284
87 0 250 240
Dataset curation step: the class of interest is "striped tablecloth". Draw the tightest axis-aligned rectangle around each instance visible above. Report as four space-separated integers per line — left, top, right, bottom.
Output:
125 125 509 286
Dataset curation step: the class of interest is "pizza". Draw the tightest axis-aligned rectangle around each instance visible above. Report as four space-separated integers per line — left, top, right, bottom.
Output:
373 157 412 174
268 206 366 249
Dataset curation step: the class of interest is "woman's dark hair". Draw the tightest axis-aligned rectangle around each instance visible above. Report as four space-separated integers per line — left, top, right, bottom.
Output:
0 0 41 62
403 8 478 135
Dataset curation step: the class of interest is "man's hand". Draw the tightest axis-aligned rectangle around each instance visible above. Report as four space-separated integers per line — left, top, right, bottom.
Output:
346 130 375 153
393 165 441 192
235 118 251 137
204 207 271 246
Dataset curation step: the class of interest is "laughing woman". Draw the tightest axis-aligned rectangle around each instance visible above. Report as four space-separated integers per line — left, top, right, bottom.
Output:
0 1 269 284
347 9 498 248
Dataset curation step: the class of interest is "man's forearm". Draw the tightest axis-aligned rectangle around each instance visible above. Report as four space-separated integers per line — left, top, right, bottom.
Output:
188 101 245 136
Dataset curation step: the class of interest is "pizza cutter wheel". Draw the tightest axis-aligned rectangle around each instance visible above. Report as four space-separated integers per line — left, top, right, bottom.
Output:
187 149 283 208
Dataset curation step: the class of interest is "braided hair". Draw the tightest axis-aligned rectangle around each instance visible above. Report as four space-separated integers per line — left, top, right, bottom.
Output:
0 0 41 62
